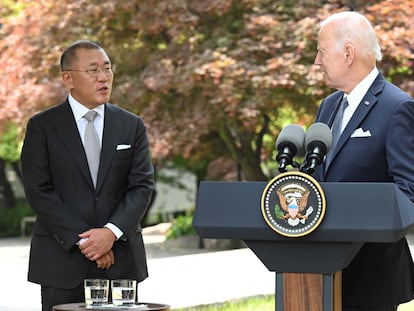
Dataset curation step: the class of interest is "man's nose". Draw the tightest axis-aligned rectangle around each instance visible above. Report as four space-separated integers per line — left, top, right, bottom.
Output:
97 69 109 81
314 53 321 65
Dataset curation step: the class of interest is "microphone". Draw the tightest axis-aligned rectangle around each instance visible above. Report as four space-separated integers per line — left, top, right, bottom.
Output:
300 122 332 175
275 124 305 173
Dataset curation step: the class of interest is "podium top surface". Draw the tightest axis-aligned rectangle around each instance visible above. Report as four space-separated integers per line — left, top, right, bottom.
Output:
193 181 414 243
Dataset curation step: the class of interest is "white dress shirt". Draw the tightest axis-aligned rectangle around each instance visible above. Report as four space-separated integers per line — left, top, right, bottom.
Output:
341 67 379 132
68 94 123 242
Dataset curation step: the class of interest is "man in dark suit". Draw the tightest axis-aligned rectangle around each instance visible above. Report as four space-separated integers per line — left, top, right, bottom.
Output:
313 11 414 311
21 40 155 311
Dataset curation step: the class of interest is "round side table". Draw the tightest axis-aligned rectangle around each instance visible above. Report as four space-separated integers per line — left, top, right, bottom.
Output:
52 302 170 311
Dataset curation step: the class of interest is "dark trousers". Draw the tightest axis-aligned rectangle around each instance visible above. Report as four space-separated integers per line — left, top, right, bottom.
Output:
41 284 84 311
41 264 108 311
343 306 398 311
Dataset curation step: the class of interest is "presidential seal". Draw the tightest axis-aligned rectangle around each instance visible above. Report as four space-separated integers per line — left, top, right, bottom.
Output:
261 171 326 237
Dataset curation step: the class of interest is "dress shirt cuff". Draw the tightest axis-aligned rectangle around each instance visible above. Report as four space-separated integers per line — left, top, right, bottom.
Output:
77 238 88 245
105 223 123 240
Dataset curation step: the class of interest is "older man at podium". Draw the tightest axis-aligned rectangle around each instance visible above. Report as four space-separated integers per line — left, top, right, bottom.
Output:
313 11 414 311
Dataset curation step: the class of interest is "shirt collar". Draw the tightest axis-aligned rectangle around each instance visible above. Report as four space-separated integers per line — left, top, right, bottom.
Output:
346 67 379 111
68 94 105 121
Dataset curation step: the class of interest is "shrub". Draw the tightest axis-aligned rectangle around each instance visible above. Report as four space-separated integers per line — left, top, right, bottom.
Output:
0 201 35 237
166 209 196 240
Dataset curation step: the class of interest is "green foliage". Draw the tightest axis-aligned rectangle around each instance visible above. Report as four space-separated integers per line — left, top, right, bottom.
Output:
387 60 413 81
0 201 35 237
0 0 26 17
173 295 274 311
274 204 285 219
166 210 197 240
0 123 21 162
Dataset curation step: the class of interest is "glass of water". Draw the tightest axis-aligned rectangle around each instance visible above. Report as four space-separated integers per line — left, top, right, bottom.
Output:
111 279 137 306
84 279 109 306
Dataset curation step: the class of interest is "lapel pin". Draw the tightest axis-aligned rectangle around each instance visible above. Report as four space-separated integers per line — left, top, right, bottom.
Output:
364 101 370 106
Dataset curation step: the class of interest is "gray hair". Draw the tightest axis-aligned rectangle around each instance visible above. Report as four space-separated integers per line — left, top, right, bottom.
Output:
321 11 382 62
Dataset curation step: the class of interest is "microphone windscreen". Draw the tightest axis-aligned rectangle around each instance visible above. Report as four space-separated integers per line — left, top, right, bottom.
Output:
275 124 306 156
304 122 332 150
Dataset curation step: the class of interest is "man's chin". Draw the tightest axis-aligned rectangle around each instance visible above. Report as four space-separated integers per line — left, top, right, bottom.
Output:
96 95 111 105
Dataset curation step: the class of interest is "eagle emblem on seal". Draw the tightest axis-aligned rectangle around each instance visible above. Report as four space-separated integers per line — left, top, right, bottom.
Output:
276 183 313 226
261 171 326 237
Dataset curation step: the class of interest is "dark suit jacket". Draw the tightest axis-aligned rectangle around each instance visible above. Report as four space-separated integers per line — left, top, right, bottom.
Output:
21 99 155 289
314 73 414 306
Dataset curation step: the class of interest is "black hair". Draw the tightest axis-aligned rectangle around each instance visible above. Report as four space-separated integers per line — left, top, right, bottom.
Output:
60 40 104 71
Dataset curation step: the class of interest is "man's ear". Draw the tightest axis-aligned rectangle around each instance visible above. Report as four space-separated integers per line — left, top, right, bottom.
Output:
62 71 73 90
344 44 355 65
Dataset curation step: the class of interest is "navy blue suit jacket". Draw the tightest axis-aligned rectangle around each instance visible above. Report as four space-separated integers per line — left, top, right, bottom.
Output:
21 100 154 289
314 73 414 306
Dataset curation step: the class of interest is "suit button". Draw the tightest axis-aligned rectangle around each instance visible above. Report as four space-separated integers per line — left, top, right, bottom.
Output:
53 234 64 246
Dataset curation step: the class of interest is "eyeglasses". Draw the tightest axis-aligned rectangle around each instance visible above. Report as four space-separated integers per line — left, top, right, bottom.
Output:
65 65 116 76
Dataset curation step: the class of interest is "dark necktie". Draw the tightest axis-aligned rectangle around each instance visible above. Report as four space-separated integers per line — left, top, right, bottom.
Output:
331 97 348 149
84 110 100 187
325 97 348 169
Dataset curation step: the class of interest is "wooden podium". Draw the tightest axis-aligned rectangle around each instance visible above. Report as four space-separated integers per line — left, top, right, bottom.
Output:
192 181 414 311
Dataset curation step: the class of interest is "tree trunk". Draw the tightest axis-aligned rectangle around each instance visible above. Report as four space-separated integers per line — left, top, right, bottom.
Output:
0 158 16 209
240 153 268 181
